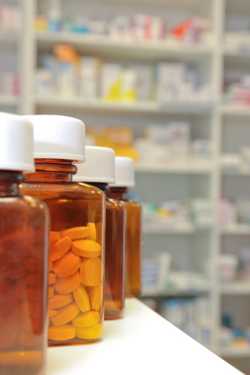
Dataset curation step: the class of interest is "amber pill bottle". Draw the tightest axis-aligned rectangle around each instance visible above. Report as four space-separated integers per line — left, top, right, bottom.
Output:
108 157 142 298
0 116 48 375
74 146 126 320
21 115 104 346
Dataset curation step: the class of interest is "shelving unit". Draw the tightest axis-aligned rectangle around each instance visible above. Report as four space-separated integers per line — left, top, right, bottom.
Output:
224 32 250 57
5 0 250 371
220 282 250 295
221 104 250 117
0 0 24 114
0 95 18 107
136 159 213 174
0 31 19 44
143 223 195 235
35 96 214 115
221 224 250 235
220 347 250 359
36 31 214 59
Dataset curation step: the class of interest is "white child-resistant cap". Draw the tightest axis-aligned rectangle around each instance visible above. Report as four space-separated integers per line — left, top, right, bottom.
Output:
24 115 85 161
0 114 34 172
74 146 115 184
112 156 135 188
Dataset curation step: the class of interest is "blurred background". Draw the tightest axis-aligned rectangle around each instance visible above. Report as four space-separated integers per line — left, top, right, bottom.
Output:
2 0 250 372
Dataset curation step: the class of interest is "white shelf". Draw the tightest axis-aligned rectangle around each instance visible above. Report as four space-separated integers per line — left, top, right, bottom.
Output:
143 223 211 235
0 95 18 107
136 160 213 174
36 31 213 60
221 155 250 175
142 286 210 298
221 104 250 117
221 224 250 235
143 223 195 234
0 31 19 44
220 347 250 358
222 167 250 176
48 299 240 375
220 282 250 295
224 32 250 58
35 96 213 115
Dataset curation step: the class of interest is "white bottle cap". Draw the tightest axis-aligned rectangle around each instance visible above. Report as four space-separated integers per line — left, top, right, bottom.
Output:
74 146 115 184
0 114 34 172
112 156 135 188
24 115 85 161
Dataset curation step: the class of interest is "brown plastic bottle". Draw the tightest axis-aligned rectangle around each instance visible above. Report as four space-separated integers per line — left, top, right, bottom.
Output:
74 146 126 320
0 116 48 375
108 157 142 298
21 116 104 346
105 196 126 319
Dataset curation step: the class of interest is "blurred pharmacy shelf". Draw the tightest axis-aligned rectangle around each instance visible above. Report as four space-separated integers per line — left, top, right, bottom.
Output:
35 96 213 115
36 31 213 60
143 223 195 234
222 167 250 176
142 285 210 299
141 291 208 300
136 160 213 174
224 32 250 58
221 155 250 175
220 282 250 295
0 95 18 107
221 225 250 235
220 347 250 358
48 299 240 375
221 104 250 117
0 31 19 44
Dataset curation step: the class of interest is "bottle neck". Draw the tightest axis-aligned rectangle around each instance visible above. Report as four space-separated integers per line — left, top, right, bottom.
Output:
107 186 128 200
24 159 77 183
0 171 23 197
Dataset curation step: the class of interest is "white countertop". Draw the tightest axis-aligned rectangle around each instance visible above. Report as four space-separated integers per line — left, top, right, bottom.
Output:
48 299 242 375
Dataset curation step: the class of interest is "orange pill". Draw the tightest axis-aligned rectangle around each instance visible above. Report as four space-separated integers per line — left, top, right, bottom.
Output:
80 258 101 287
48 309 58 318
73 311 99 328
61 226 89 240
50 236 72 262
48 287 54 298
49 272 56 286
88 223 97 240
89 286 102 311
48 294 73 310
76 324 102 340
72 239 101 258
73 286 90 312
55 272 80 295
48 325 76 341
53 252 81 278
49 258 52 271
50 231 61 244
51 303 80 326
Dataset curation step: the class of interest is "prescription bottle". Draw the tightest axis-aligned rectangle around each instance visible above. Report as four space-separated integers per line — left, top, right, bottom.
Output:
108 157 142 297
0 116 48 375
75 146 126 320
21 115 104 346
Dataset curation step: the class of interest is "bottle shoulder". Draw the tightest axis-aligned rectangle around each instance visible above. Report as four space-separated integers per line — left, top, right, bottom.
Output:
23 195 49 214
0 195 49 229
20 181 104 201
126 199 141 209
106 197 126 210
